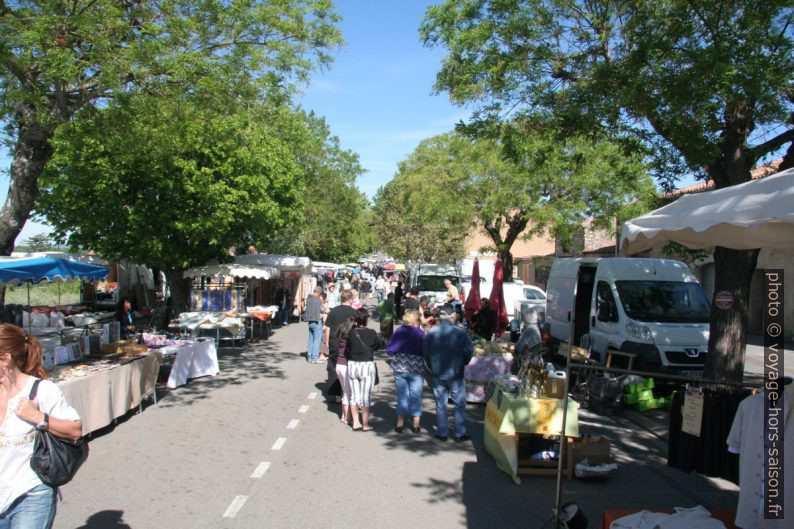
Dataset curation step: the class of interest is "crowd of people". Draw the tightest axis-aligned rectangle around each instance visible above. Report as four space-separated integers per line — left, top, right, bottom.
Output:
307 280 475 443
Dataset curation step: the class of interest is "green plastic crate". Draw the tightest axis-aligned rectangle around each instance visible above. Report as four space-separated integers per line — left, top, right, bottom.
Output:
624 378 655 395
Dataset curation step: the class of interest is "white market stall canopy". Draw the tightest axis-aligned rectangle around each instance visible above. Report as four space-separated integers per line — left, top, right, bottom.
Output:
620 167 794 255
183 263 279 280
231 254 311 273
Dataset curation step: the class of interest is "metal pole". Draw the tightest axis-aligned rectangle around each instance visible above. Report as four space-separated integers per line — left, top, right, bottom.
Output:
26 282 31 329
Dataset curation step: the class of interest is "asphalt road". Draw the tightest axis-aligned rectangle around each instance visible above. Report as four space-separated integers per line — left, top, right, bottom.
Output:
52 309 742 529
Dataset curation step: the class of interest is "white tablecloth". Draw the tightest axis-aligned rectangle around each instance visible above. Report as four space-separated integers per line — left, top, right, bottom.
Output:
160 340 219 388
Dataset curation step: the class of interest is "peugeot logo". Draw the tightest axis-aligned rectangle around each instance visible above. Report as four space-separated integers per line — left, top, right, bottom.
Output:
685 348 700 358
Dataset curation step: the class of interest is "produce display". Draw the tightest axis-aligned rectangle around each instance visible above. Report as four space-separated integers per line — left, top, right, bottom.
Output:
472 337 512 356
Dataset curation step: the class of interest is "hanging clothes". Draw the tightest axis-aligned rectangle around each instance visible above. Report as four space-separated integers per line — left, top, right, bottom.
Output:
667 386 749 483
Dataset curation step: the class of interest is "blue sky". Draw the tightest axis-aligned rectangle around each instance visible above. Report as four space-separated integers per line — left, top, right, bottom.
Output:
297 1 467 198
0 0 462 245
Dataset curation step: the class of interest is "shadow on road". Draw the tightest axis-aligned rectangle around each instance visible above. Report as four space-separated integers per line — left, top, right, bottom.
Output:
154 339 291 409
73 510 132 529
360 359 739 527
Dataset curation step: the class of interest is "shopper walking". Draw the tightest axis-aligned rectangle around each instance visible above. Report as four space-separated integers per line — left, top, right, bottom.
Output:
324 290 357 402
346 309 383 431
0 324 83 529
274 282 291 326
326 282 340 309
423 306 473 442
394 281 404 319
377 292 397 340
304 287 324 364
387 311 425 434
331 318 355 425
374 276 387 302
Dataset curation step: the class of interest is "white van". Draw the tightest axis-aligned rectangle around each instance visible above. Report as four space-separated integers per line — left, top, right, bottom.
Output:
408 263 462 305
546 258 710 375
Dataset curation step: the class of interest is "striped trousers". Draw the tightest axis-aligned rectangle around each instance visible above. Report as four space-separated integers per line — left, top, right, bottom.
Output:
347 360 376 408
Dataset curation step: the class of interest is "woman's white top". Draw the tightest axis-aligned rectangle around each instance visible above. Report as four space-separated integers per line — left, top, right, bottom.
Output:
0 377 80 513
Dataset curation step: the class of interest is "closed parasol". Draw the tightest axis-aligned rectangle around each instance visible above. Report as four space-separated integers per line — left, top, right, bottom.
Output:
488 259 510 338
463 258 481 321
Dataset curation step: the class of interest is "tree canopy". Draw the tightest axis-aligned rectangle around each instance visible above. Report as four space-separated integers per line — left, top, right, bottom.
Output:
36 94 303 312
257 111 373 262
374 129 655 275
0 0 343 254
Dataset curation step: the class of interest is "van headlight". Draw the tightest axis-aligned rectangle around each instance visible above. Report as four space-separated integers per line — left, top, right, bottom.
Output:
626 322 653 342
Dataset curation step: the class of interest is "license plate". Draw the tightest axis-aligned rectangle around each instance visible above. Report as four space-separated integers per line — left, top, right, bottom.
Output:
679 370 704 378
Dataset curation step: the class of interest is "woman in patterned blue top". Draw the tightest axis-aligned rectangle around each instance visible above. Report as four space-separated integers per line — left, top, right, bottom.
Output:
386 310 426 433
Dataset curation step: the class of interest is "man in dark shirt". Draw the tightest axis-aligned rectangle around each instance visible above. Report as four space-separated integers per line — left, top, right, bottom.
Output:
471 298 496 341
325 289 357 360
304 287 324 364
403 287 420 312
274 283 291 326
394 281 404 319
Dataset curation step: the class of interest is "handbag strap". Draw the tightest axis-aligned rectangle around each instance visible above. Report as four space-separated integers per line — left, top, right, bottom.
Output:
28 379 41 400
353 329 372 354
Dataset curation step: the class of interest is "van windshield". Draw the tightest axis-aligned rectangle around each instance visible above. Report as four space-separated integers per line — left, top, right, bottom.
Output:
615 281 711 323
417 275 459 292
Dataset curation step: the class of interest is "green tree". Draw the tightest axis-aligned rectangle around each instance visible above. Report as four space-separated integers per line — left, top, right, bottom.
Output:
21 233 53 252
37 95 303 317
374 131 653 278
257 111 372 262
0 0 342 255
421 0 793 382
372 134 475 263
476 123 655 280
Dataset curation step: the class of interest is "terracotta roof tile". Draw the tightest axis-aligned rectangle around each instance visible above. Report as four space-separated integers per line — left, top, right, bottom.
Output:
664 159 783 198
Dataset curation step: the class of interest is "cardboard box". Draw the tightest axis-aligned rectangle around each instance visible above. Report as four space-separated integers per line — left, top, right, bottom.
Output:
568 436 611 467
100 339 134 355
544 377 566 399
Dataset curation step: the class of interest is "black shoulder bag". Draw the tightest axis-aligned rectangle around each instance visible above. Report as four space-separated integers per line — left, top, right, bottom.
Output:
28 379 89 487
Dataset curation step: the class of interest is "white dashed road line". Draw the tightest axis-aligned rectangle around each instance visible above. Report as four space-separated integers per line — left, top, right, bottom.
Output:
298 404 309 413
287 419 300 430
307 392 318 400
271 437 287 450
250 462 271 479
222 495 248 518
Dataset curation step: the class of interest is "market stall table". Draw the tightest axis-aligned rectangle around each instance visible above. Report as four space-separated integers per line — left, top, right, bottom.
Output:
485 386 579 483
600 508 738 529
53 354 159 436
156 340 219 389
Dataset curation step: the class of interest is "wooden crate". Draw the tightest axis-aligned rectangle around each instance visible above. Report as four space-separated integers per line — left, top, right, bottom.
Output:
516 434 574 479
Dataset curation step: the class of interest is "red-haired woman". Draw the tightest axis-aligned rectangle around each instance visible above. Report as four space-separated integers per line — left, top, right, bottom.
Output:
0 324 82 529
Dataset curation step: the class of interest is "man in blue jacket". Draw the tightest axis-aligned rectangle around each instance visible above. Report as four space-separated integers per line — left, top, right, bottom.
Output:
423 305 473 442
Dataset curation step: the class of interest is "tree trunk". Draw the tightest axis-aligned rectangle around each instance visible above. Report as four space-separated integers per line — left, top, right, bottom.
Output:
164 268 191 322
498 247 514 282
0 105 55 255
704 246 759 383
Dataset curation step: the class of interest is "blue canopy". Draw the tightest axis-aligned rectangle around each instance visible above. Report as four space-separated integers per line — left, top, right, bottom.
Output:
0 257 109 285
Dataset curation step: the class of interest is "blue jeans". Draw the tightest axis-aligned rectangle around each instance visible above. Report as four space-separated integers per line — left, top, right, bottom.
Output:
278 307 289 325
431 378 467 437
0 484 56 529
394 371 423 417
307 321 323 361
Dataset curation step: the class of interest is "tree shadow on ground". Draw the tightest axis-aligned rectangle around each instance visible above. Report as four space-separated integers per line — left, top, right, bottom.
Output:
357 358 738 527
403 402 739 528
152 339 293 409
